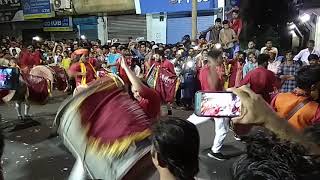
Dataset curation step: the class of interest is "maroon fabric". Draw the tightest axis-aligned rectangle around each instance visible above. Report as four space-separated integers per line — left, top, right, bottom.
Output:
239 67 280 103
155 67 178 103
138 85 161 120
19 50 41 69
79 77 152 145
22 73 49 104
50 66 68 91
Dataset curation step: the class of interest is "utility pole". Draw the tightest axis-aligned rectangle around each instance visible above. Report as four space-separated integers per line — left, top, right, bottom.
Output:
191 0 198 41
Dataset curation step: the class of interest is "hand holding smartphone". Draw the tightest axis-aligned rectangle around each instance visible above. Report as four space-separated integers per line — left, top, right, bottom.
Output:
195 91 241 118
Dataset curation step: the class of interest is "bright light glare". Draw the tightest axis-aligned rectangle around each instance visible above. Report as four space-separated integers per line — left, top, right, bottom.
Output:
187 61 194 68
215 43 222 49
32 36 41 41
80 35 86 40
300 14 310 23
289 30 297 37
288 23 296 30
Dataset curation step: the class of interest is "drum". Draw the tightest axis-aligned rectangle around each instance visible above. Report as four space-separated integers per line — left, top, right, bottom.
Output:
48 65 68 91
30 65 54 92
22 73 49 104
55 74 154 179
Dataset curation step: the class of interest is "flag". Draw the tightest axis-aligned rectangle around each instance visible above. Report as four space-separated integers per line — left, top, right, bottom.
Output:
146 65 179 103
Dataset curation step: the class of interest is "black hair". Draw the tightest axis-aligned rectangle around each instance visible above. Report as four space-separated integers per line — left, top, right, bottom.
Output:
215 18 222 23
308 40 315 44
233 129 320 180
265 39 273 43
295 65 320 90
304 124 320 145
208 49 222 60
257 54 270 66
308 54 319 61
232 9 240 14
151 118 199 180
155 49 165 57
237 51 247 61
223 20 229 25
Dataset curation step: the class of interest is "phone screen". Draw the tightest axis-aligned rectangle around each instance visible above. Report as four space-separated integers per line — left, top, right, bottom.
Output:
195 91 241 117
0 67 19 90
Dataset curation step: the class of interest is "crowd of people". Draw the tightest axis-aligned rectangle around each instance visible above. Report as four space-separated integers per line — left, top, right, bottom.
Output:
0 8 320 180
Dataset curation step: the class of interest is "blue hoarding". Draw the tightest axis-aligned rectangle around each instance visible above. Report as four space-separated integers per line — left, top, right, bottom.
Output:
138 0 217 14
22 0 54 19
43 17 73 31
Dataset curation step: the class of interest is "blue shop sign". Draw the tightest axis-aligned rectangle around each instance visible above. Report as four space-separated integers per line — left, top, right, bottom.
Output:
43 17 73 31
138 0 217 14
22 0 54 19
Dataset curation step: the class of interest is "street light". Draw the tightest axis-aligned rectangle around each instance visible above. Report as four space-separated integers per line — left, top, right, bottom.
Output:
32 36 41 41
80 35 86 40
299 14 310 23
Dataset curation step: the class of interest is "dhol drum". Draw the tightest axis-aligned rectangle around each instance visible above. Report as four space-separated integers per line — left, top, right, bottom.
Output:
48 65 68 91
30 65 54 93
55 74 155 180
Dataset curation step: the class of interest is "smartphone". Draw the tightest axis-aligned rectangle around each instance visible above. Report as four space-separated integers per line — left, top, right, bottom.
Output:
195 91 241 117
0 67 20 90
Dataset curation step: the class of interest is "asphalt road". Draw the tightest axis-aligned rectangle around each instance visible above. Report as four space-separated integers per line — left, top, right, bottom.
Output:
0 92 245 180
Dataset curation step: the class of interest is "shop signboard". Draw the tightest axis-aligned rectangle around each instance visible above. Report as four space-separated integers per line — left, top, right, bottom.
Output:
22 0 54 19
43 16 73 31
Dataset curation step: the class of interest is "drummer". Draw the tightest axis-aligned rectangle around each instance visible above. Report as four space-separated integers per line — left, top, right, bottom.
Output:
120 57 161 120
68 49 98 88
19 45 43 71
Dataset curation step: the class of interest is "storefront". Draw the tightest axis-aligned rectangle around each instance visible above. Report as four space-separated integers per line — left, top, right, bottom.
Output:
136 0 223 44
107 14 147 44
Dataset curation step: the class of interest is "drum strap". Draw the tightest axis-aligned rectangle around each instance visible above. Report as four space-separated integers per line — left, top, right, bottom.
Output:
80 62 98 86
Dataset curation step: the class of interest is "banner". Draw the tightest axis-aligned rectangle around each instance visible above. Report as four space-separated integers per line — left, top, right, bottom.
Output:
43 17 73 31
22 0 54 19
0 0 23 22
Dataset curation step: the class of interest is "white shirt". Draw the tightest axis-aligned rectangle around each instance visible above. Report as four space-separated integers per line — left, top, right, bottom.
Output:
293 48 320 65
260 47 278 57
9 47 21 56
267 60 281 74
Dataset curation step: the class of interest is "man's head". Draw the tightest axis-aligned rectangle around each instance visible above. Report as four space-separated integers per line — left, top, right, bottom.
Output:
285 50 294 62
110 45 117 54
151 118 199 180
188 48 195 57
248 41 256 49
208 49 223 65
248 52 257 63
237 51 246 63
265 40 273 49
153 49 165 62
296 65 320 100
307 40 315 51
232 10 240 19
215 18 222 28
140 43 146 52
308 54 319 65
223 20 230 29
257 54 270 67
27 45 34 52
